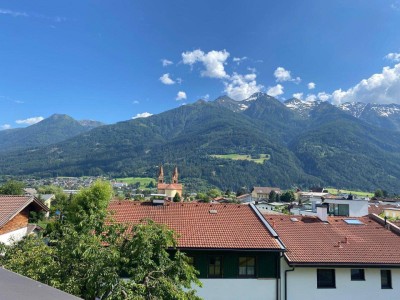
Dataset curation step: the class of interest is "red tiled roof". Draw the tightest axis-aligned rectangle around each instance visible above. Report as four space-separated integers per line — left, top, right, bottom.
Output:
264 214 400 266
108 201 282 250
0 195 49 229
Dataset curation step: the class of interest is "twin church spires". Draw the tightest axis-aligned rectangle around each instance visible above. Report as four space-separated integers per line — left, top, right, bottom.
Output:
158 165 179 184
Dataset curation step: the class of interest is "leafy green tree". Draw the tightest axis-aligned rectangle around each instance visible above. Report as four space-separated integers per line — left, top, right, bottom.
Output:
116 220 201 300
207 188 221 199
173 193 181 202
280 190 295 203
1 181 202 300
269 190 277 202
0 180 25 195
236 187 247 197
374 189 384 198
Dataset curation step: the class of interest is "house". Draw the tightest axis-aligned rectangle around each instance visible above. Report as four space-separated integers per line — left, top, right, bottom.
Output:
107 201 285 300
0 195 49 245
157 165 183 200
251 187 281 201
0 267 81 300
263 211 400 300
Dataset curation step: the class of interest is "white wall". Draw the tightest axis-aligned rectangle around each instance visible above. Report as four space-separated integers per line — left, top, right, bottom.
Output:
0 227 28 245
195 279 277 300
281 260 400 300
324 199 369 217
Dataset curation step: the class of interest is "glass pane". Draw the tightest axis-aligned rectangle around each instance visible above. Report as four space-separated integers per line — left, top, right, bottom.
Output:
318 269 335 288
239 266 246 275
247 267 255 275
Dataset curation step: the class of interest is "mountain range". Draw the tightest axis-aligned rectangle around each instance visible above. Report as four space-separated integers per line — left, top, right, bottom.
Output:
1 94 400 193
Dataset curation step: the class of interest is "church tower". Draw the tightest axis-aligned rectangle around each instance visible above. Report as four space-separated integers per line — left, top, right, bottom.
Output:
172 166 178 184
158 165 164 184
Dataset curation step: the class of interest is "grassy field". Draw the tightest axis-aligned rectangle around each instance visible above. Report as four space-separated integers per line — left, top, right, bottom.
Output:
210 153 270 164
115 177 156 188
326 188 373 197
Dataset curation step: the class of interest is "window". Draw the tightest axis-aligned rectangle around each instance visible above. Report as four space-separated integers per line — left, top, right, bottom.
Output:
317 269 336 288
381 270 392 289
238 256 256 277
208 256 222 278
351 269 365 281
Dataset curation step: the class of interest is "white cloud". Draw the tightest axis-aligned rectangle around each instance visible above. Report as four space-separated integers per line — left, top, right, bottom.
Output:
15 116 44 125
330 63 400 105
132 112 152 119
133 100 139 104
0 124 11 130
0 9 29 17
159 73 175 85
176 91 187 101
224 73 264 100
162 59 173 66
274 67 301 84
0 8 66 22
292 93 303 100
317 92 330 101
308 82 316 90
391 1 400 10
267 84 284 97
182 49 230 79
305 94 317 102
233 56 247 64
201 94 210 100
385 52 400 62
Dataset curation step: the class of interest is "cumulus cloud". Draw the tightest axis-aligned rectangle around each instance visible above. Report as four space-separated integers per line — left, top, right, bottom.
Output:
0 124 11 130
224 73 263 100
162 59 173 66
16 116 44 125
133 100 139 104
274 67 301 83
293 92 303 100
267 84 284 97
182 49 230 78
330 63 400 105
385 52 400 62
305 94 317 102
317 92 331 101
176 91 187 101
308 82 316 90
132 112 153 119
159 73 175 85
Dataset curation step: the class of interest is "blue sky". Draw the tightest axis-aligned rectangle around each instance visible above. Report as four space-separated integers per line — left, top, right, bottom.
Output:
1 0 400 129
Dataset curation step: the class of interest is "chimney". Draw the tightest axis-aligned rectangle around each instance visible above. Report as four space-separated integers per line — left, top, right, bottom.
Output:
317 205 328 222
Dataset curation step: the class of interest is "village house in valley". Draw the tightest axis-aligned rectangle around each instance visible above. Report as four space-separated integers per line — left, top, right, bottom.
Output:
0 195 49 245
108 200 285 300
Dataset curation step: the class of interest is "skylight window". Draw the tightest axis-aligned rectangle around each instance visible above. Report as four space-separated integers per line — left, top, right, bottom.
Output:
344 219 364 225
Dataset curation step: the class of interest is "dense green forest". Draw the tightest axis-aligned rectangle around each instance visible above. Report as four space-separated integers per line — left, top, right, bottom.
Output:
1 94 400 193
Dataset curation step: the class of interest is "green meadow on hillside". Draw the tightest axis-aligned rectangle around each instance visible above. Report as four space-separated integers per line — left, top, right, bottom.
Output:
210 153 270 164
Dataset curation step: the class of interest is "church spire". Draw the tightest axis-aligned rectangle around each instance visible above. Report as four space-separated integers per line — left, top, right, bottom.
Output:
172 166 178 184
158 164 164 184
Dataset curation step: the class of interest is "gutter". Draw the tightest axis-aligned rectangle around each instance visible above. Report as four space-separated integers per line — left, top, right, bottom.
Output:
284 266 295 300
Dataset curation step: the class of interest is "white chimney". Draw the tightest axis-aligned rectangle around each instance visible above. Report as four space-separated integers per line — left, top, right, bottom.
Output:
317 205 328 222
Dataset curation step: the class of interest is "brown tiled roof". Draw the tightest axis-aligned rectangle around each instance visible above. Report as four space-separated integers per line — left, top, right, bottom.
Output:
264 214 400 266
0 195 49 229
157 183 182 190
368 204 399 215
108 201 283 250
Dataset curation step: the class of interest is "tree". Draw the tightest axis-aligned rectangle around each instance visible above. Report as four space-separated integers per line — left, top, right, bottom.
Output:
207 188 221 199
1 181 202 300
374 189 384 198
269 190 277 202
173 193 181 202
0 180 25 195
280 191 295 203
236 187 247 197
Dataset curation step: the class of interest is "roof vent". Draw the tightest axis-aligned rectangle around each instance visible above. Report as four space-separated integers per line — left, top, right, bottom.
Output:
290 217 299 222
209 209 218 214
